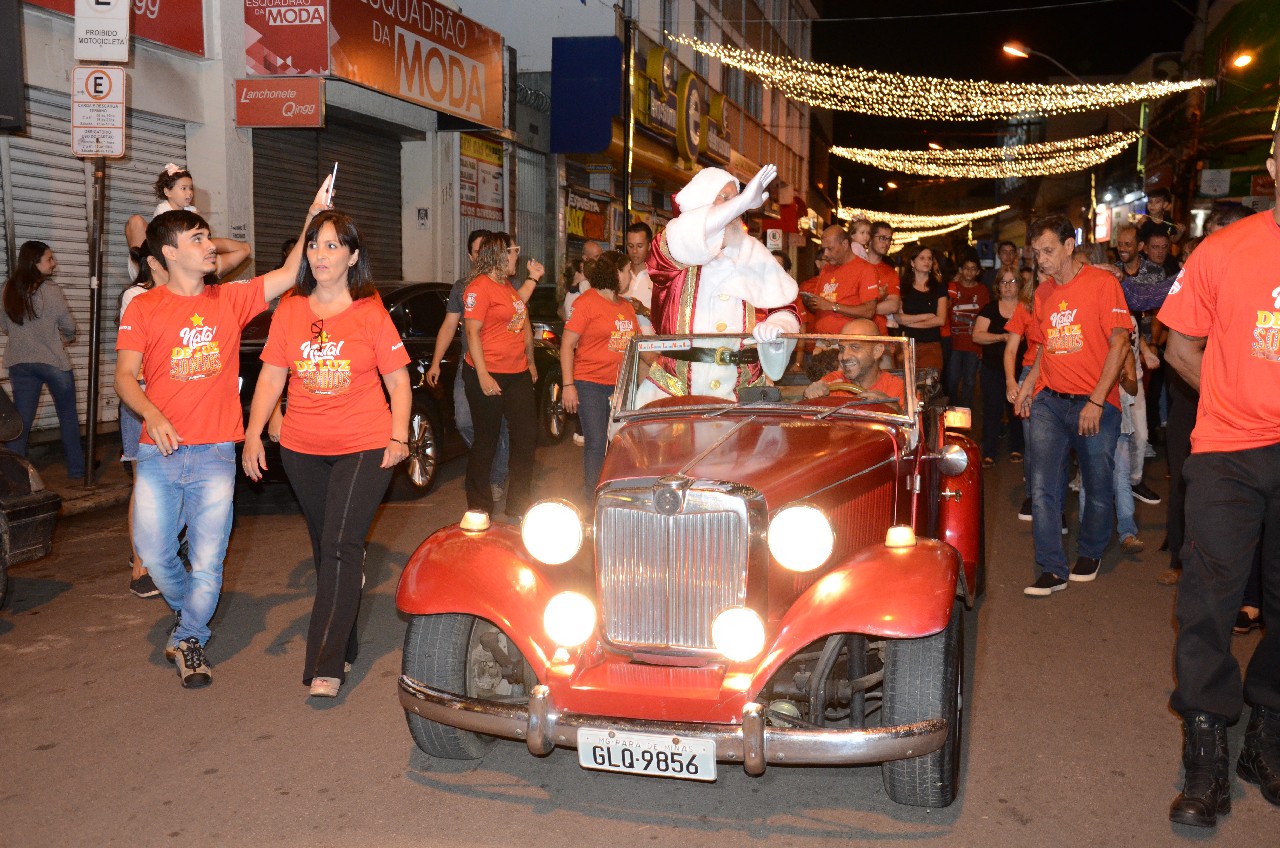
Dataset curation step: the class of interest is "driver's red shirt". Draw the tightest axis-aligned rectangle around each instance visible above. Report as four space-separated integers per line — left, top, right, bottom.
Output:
820 368 905 400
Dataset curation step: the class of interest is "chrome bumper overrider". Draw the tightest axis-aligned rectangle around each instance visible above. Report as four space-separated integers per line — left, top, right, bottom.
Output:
398 675 947 775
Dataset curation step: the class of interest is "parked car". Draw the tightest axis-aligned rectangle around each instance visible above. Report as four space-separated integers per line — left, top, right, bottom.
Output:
0 389 61 610
236 281 564 508
395 332 983 808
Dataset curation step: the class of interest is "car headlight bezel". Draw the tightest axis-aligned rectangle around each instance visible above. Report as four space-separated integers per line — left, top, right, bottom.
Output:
521 499 585 565
767 503 835 572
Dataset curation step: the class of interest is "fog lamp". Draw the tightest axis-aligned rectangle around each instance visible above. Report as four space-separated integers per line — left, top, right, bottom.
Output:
543 592 596 648
521 500 584 564
712 607 766 663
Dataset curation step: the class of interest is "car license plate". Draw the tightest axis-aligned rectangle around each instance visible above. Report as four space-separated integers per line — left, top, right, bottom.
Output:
577 728 717 782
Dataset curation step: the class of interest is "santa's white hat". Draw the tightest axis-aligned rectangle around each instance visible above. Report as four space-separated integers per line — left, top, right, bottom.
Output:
674 167 738 213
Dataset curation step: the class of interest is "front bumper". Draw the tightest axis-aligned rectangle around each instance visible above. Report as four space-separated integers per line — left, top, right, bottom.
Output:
398 675 946 775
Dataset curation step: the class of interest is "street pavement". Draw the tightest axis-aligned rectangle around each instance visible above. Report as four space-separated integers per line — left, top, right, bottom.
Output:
0 437 1273 846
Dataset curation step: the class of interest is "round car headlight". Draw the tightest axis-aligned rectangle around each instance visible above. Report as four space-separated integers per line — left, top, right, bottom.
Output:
543 592 596 648
712 607 766 663
521 500 584 565
767 505 835 572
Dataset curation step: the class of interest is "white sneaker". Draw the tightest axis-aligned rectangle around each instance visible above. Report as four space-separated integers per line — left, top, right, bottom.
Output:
573 433 585 446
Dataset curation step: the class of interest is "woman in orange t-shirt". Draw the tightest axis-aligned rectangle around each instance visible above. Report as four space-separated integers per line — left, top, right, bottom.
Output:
462 232 537 522
242 210 411 700
562 251 639 502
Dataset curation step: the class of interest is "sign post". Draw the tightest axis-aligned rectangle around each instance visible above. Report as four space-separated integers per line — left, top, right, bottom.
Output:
71 65 126 487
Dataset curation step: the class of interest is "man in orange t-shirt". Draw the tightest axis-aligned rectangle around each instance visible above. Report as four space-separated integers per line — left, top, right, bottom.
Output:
1157 142 1280 826
803 225 879 334
803 318 904 408
1013 215 1131 597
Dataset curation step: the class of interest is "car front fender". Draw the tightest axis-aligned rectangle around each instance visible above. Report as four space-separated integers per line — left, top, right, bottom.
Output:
395 525 564 675
939 431 983 605
754 539 961 683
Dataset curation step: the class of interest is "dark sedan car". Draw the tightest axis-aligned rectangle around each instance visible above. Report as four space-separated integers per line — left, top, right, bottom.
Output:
236 282 565 507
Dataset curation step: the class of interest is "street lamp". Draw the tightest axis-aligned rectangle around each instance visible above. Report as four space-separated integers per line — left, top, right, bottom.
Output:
1002 41 1171 153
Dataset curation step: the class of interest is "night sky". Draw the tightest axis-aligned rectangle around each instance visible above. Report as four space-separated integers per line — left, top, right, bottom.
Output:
813 0 1198 205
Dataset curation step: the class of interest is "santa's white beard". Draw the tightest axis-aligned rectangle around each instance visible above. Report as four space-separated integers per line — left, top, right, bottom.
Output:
723 219 747 246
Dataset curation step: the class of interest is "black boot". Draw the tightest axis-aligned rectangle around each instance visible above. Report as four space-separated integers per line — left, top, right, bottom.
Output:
1169 712 1232 827
1237 705 1280 806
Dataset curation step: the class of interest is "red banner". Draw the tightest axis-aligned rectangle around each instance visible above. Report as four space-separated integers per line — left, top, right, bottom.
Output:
27 0 206 57
244 0 329 75
328 0 504 129
235 77 324 127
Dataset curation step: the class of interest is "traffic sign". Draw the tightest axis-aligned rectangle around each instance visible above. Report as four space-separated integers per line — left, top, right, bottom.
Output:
74 0 131 63
72 67 126 158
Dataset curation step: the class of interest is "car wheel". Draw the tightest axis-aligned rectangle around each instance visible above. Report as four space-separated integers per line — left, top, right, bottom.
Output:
539 369 568 445
880 603 963 808
388 404 439 501
403 613 538 760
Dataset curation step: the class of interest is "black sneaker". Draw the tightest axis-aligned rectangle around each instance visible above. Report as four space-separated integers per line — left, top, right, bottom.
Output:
1069 556 1101 582
176 637 212 688
1132 482 1162 505
130 573 161 599
1018 497 1033 521
1024 572 1068 596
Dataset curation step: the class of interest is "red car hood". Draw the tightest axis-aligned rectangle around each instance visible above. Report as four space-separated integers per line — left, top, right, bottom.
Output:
601 412 901 506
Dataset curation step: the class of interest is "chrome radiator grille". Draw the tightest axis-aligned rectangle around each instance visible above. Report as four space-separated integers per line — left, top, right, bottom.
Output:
595 489 749 651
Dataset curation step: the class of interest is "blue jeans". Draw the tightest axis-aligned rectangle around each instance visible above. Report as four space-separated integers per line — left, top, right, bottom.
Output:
946 349 979 410
119 384 144 461
1079 432 1137 539
1018 365 1034 499
133 442 236 645
1029 392 1120 579
575 380 613 503
6 362 85 477
453 366 508 485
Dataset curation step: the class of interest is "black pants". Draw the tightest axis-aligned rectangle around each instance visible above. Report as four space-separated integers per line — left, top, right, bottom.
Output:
281 447 393 684
979 363 1023 460
1164 370 1197 570
462 365 536 514
1171 445 1280 721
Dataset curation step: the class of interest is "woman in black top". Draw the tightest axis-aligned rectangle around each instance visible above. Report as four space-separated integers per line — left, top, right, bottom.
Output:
892 245 948 371
972 270 1026 466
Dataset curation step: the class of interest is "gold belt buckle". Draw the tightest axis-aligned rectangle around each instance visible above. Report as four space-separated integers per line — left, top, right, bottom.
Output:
714 346 733 366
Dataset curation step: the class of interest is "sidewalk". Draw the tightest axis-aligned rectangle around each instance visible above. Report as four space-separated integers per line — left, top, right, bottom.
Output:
30 444 133 517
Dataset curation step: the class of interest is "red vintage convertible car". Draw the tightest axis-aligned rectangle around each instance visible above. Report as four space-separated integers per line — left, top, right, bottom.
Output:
396 333 982 808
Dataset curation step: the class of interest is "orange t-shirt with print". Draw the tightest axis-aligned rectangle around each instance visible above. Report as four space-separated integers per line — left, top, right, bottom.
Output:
260 294 411 455
947 282 990 353
1158 211 1280 453
117 277 267 445
1031 265 1131 409
463 274 529 374
564 288 639 386
860 260 899 335
810 259 875 334
821 367 905 402
1004 302 1041 368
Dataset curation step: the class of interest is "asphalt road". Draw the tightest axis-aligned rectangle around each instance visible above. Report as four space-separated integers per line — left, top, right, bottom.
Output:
0 439 1272 847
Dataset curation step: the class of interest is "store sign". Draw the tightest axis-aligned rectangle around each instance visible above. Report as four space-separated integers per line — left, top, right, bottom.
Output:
234 77 324 127
244 0 330 75
675 72 702 164
71 66 126 157
566 189 609 242
30 0 206 56
460 133 504 222
641 48 677 138
1243 195 1275 212
1199 168 1231 197
74 0 130 62
700 91 731 165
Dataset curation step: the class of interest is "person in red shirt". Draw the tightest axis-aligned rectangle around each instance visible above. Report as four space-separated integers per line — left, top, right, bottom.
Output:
561 251 639 502
946 255 990 409
802 318 905 409
802 225 879 333
862 223 902 336
1003 268 1042 519
1158 143 1280 825
115 176 332 688
462 232 537 524
1012 215 1130 596
241 211 410 699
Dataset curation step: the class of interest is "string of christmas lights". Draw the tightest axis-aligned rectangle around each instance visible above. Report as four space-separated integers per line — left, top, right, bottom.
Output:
836 204 1011 228
668 34 1212 121
830 131 1141 178
888 221 970 248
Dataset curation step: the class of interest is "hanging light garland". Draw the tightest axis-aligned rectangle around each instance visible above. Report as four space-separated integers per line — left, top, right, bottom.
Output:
836 204 1011 228
668 34 1211 121
888 221 970 248
830 131 1141 178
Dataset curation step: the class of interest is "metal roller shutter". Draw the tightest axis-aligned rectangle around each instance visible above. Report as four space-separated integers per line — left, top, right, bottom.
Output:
253 122 402 282
515 146 550 267
0 87 186 436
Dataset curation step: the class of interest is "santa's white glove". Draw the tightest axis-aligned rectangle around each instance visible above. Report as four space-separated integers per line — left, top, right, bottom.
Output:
752 322 783 342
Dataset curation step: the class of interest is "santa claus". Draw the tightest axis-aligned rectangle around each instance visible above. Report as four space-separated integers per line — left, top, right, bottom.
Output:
637 164 799 403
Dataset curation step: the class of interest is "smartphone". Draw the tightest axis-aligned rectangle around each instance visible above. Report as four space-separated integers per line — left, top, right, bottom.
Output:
325 162 338 205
